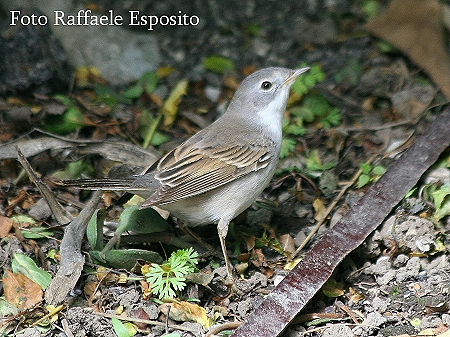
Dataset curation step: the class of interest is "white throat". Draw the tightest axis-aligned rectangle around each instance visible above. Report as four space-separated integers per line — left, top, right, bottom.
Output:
256 91 288 140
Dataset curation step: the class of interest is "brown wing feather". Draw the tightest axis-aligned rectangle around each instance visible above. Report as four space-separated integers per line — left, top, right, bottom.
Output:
144 143 272 205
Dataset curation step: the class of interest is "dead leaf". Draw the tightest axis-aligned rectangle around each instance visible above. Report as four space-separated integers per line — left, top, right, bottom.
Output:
83 281 100 302
96 267 118 285
3 270 43 309
278 234 296 255
244 236 256 251
0 215 14 238
284 258 302 271
366 0 450 99
185 271 214 287
162 79 188 127
140 280 153 300
159 300 212 328
349 287 366 304
130 307 150 329
313 198 327 222
322 279 345 298
75 66 104 87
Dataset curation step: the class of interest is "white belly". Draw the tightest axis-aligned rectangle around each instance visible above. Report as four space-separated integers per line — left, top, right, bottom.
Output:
159 164 276 226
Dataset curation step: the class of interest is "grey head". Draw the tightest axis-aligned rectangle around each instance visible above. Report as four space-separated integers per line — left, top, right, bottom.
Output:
224 67 310 138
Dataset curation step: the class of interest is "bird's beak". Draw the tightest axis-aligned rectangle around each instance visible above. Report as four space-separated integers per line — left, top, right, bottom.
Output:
283 67 310 87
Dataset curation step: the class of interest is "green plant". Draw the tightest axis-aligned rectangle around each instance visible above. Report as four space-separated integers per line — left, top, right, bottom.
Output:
44 95 85 134
124 71 159 99
430 183 450 221
203 56 235 73
291 63 326 95
145 248 199 299
361 0 381 19
281 63 342 158
111 317 137 337
305 149 336 172
357 162 386 188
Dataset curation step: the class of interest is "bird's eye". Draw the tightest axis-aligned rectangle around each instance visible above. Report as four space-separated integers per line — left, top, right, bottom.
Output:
261 81 273 91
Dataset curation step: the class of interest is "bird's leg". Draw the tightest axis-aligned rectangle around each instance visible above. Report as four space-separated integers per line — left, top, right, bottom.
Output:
217 218 234 284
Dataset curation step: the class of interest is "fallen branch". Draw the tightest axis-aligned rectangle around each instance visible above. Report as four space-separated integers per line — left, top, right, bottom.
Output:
233 105 450 336
44 190 102 305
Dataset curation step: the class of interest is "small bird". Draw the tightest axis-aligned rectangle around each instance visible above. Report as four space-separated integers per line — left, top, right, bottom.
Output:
60 67 310 282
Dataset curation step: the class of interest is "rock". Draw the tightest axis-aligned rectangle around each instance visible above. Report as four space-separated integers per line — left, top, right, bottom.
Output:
0 8 71 95
28 198 52 220
15 328 41 337
323 325 355 337
424 167 450 184
353 312 387 336
2 1 161 86
66 307 115 336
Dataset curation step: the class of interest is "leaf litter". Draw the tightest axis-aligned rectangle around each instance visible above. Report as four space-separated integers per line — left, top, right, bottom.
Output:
1 1 450 336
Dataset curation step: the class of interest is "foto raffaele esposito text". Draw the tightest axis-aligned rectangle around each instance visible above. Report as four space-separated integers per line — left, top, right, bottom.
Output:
10 9 200 30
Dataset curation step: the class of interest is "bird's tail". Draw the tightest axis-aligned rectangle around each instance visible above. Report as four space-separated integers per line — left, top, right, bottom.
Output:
56 177 137 190
55 175 159 200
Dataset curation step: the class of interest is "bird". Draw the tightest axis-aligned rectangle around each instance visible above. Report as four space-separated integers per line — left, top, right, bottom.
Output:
59 67 310 282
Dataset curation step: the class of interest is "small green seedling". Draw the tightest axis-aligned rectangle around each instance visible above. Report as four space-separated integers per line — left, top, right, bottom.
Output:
146 247 199 299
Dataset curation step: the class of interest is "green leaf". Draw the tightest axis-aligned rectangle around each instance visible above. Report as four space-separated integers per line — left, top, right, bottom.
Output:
432 184 450 209
150 132 171 146
322 279 345 298
305 149 336 171
280 138 297 158
321 107 342 127
377 40 397 53
123 84 144 99
20 227 53 239
118 205 168 235
405 187 418 199
123 322 138 337
435 198 450 221
292 63 325 95
91 249 163 270
303 94 330 117
141 71 159 95
0 297 19 317
111 318 132 337
291 80 309 95
203 56 235 73
410 317 422 328
12 253 52 290
145 248 199 299
357 174 371 188
333 58 363 86
362 0 381 19
94 83 131 105
124 71 159 99
360 163 372 175
87 209 105 251
140 109 163 149
44 105 85 134
290 106 315 123
371 165 387 176
11 215 38 227
51 159 95 180
284 118 306 136
432 184 450 220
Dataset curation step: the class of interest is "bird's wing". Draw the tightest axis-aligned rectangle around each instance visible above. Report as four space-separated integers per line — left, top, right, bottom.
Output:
141 142 273 206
